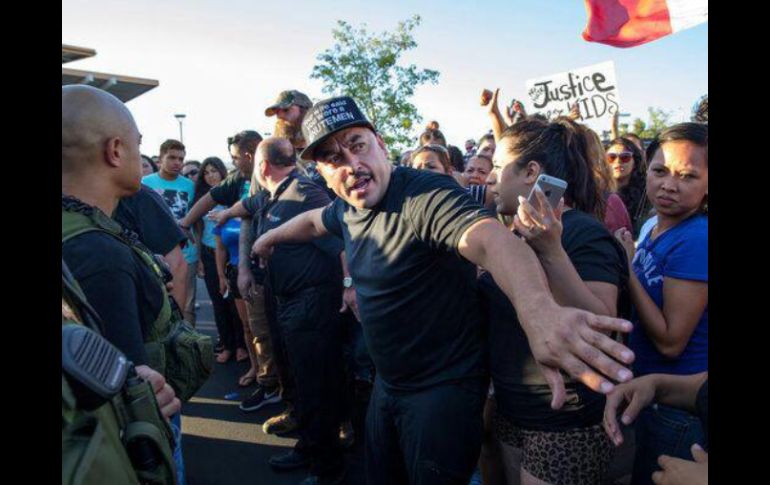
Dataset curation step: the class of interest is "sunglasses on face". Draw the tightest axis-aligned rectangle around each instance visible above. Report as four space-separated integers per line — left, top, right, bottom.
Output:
184 169 200 177
606 152 633 164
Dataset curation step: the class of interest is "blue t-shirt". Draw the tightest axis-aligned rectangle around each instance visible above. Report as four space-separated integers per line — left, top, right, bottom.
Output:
629 214 708 376
213 218 241 266
201 205 227 249
142 173 198 264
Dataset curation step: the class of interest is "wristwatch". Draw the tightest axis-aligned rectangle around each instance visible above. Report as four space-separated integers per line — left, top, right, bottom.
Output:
343 276 354 288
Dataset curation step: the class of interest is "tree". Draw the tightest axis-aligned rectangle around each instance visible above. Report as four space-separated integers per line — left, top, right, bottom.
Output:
311 15 440 158
630 107 672 140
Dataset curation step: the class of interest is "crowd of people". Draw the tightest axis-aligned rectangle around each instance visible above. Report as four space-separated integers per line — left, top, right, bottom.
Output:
62 83 708 485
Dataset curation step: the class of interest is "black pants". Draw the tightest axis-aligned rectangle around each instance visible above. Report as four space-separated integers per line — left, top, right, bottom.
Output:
201 246 244 352
275 284 346 477
365 377 487 485
263 283 296 404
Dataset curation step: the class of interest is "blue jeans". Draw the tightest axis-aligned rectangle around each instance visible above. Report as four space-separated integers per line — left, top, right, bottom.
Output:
171 413 185 485
631 404 705 485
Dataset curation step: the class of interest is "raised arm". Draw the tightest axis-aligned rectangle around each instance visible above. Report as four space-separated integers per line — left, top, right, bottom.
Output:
251 207 329 260
610 111 620 140
514 192 617 317
458 218 634 408
481 88 509 142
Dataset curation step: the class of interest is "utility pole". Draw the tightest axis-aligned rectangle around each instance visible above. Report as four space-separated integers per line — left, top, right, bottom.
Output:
174 113 186 143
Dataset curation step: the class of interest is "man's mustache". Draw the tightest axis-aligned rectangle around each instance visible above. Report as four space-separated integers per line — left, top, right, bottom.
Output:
343 170 372 189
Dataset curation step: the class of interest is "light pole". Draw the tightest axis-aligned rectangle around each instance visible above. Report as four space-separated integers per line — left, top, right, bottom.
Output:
174 113 186 143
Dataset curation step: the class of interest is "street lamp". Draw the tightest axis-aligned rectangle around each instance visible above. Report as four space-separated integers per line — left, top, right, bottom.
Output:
174 113 186 143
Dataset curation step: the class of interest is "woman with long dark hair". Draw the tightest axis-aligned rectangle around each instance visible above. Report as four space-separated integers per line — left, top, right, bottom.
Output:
481 117 627 484
194 157 247 365
607 137 650 236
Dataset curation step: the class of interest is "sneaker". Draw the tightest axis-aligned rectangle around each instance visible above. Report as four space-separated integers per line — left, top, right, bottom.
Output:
239 385 281 412
263 410 299 435
338 420 355 448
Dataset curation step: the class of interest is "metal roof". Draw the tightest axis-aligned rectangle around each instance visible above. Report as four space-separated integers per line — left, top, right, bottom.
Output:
62 44 96 64
62 67 159 103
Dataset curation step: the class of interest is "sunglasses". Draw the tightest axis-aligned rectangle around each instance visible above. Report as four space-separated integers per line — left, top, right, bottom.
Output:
184 169 200 177
606 152 633 164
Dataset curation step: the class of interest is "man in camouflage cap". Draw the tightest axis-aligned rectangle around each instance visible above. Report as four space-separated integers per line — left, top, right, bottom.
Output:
265 90 314 150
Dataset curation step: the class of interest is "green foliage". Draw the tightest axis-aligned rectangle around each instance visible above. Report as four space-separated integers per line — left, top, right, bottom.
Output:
629 107 672 140
310 15 440 157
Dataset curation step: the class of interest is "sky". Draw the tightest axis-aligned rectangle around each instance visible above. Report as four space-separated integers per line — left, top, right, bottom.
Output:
62 0 707 164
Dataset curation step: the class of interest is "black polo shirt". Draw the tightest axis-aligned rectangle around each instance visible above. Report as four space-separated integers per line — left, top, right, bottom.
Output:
243 171 343 296
321 166 494 392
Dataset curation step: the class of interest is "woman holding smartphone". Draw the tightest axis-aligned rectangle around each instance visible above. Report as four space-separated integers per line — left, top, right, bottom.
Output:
614 122 708 485
481 117 627 485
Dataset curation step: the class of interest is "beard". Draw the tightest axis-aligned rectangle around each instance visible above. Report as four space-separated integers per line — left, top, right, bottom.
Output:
274 118 306 149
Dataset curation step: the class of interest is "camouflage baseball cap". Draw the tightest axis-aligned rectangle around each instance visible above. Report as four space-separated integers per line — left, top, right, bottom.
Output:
264 90 313 117
299 96 375 161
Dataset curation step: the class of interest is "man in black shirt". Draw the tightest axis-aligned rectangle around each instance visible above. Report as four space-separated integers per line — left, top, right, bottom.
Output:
180 130 281 398
114 184 188 309
180 130 262 227
252 96 637 483
245 137 346 484
62 85 164 367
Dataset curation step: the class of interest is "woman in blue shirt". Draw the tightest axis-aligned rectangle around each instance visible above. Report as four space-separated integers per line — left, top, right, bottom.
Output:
614 123 708 485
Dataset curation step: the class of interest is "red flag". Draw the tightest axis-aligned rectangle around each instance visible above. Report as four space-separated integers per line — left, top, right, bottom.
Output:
582 0 707 48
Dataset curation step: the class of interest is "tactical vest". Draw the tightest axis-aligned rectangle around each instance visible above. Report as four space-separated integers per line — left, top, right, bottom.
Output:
61 196 214 402
62 263 176 485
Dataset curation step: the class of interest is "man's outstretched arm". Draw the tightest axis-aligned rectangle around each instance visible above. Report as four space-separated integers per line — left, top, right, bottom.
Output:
251 207 329 260
458 218 635 408
180 192 217 228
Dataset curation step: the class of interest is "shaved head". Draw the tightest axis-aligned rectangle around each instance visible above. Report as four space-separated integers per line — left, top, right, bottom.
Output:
62 85 143 207
62 85 139 174
258 136 296 167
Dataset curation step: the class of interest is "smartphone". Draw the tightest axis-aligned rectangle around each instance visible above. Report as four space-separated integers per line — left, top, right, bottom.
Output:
527 174 567 211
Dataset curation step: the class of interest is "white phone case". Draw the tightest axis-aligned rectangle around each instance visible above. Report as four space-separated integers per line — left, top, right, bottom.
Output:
527 174 567 210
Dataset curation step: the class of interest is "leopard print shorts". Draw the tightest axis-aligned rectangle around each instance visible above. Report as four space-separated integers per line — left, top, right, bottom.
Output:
494 411 614 485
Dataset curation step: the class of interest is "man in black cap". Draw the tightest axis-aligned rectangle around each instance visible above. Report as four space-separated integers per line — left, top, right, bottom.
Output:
252 96 636 483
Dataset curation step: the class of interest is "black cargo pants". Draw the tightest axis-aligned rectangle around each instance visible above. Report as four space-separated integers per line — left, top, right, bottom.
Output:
275 283 346 476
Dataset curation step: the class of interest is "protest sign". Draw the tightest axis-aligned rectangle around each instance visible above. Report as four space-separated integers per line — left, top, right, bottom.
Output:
525 61 620 129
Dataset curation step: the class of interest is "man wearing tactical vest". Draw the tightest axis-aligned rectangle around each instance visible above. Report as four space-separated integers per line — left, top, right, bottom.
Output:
62 85 214 485
62 261 179 484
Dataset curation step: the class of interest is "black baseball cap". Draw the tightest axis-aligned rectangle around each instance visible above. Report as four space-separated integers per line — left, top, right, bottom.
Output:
299 96 375 161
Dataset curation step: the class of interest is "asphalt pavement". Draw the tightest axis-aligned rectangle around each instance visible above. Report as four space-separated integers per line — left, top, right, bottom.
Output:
182 277 634 485
181 278 367 485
